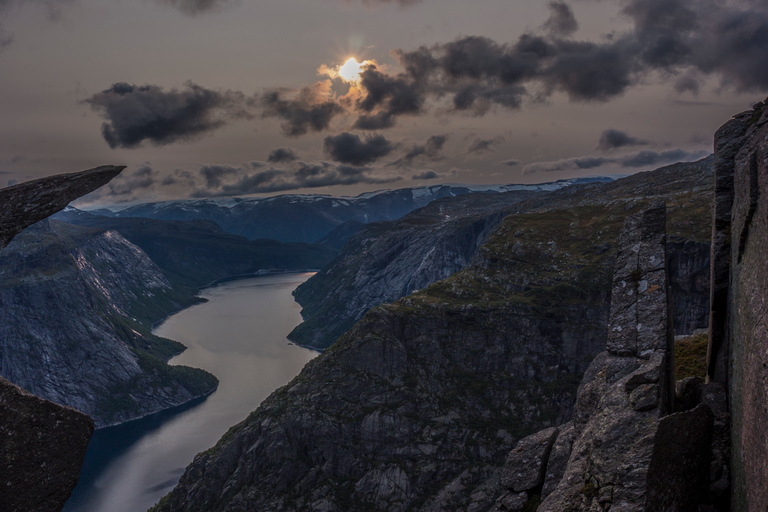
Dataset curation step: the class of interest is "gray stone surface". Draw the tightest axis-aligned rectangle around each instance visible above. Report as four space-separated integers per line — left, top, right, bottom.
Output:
607 201 670 360
541 422 576 498
500 427 559 492
0 165 124 249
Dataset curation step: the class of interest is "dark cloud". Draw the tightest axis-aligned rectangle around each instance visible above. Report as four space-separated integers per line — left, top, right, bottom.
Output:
353 112 395 130
412 170 440 180
200 164 240 188
99 163 160 199
597 129 648 151
619 148 708 167
84 82 249 149
267 147 298 163
377 0 768 122
542 1 578 37
522 147 709 174
191 161 401 197
503 159 520 167
467 136 504 154
157 0 231 15
6 179 18 187
352 65 425 128
323 132 394 165
402 134 448 162
261 82 344 137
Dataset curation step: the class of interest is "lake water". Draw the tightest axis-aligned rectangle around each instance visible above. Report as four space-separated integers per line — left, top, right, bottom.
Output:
64 273 318 512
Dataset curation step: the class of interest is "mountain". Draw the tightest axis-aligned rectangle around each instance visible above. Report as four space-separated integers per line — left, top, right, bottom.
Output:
0 220 219 428
151 159 713 511
290 158 713 350
90 178 616 244
289 189 541 349
54 208 336 309
0 210 337 428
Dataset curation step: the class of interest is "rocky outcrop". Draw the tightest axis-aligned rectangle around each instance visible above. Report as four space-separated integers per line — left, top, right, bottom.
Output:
707 98 768 511
0 376 94 512
0 165 124 248
0 167 122 511
498 203 714 512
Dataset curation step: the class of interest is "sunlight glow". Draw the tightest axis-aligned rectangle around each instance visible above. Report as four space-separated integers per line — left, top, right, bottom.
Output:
338 57 367 83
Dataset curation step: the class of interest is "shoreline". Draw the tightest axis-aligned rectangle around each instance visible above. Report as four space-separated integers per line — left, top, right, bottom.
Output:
96 271 317 431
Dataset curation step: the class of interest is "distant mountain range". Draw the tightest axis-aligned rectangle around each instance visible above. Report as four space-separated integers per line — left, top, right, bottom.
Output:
87 178 618 244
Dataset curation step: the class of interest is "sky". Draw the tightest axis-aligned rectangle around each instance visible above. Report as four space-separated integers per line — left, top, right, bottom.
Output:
1 0 767 206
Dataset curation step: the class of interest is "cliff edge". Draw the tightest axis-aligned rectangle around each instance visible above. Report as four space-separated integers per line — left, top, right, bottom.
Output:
0 166 122 511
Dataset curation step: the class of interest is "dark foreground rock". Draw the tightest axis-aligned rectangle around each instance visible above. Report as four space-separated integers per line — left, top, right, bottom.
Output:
0 376 94 512
707 98 768 511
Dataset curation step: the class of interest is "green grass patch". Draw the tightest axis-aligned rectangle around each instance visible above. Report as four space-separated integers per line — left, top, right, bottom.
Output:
674 332 708 379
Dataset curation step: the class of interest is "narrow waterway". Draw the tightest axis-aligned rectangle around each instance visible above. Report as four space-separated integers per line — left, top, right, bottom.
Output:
64 273 318 512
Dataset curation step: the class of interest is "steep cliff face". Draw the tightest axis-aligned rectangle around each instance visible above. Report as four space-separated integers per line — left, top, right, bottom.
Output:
292 159 714 350
289 191 539 349
0 166 122 512
708 98 768 511
153 161 714 512
0 220 218 428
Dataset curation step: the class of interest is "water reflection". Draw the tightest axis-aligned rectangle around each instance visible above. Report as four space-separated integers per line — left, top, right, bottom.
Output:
65 273 317 512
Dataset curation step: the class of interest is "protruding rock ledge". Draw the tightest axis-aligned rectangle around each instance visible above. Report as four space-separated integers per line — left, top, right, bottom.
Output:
0 165 124 249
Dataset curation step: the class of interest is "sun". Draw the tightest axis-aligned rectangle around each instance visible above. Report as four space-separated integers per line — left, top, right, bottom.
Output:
338 57 367 83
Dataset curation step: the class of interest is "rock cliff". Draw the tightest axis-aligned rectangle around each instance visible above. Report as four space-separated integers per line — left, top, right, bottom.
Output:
289 190 539 349
291 159 714 350
152 160 714 512
0 166 121 512
496 203 714 512
707 98 768 511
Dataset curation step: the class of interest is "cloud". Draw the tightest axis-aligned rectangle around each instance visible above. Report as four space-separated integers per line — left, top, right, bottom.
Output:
86 163 162 200
375 0 768 122
401 134 448 162
156 0 231 15
267 147 298 163
200 163 243 188
412 170 440 180
260 81 344 137
191 161 401 197
467 136 504 154
522 147 709 174
503 159 520 167
352 65 425 128
597 129 648 151
542 1 578 37
619 148 709 167
323 132 394 165
84 82 250 148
